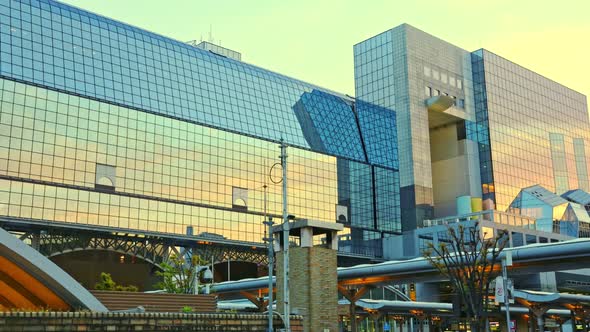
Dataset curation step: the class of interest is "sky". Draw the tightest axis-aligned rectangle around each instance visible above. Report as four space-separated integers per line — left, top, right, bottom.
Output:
60 0 590 101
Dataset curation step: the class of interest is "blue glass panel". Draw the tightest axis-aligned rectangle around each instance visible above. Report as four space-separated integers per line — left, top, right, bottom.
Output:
293 89 365 161
337 159 401 233
374 166 401 232
465 120 479 142
337 159 374 229
356 100 398 169
471 50 495 203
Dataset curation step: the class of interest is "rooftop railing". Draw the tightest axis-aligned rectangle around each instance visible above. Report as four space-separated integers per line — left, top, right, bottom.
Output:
422 210 537 230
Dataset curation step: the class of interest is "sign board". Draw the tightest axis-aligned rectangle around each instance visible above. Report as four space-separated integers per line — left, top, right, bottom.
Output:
494 276 514 304
489 321 500 332
494 276 504 304
384 322 391 331
506 278 514 304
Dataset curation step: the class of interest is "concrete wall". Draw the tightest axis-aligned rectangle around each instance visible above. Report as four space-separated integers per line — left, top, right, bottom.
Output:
430 123 481 218
430 123 466 218
0 312 303 332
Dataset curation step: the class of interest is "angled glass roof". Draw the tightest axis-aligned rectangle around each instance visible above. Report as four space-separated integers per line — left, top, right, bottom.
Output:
562 203 590 224
562 189 590 206
293 90 366 161
520 185 569 207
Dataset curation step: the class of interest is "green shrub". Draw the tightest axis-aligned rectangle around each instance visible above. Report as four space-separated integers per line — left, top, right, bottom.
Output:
94 272 139 292
125 285 139 292
94 272 116 291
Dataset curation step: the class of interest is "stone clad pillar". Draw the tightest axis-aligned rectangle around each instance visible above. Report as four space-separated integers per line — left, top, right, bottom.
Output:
273 219 343 332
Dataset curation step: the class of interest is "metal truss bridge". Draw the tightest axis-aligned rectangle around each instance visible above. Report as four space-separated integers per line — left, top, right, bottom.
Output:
0 217 269 268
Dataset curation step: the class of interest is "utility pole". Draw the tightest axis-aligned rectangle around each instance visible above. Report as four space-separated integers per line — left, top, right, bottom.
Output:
264 216 274 332
502 252 513 332
280 140 290 332
263 182 274 332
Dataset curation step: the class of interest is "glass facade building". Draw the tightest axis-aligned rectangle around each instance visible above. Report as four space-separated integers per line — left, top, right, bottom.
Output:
355 24 590 230
0 0 588 266
355 25 482 228
0 0 400 257
472 50 590 210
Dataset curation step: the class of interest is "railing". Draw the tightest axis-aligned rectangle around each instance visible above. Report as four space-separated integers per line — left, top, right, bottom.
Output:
338 242 383 258
422 210 537 230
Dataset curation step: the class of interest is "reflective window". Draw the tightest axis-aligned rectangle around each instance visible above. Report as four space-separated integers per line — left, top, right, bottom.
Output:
0 0 403 250
0 78 401 242
0 0 369 162
472 49 590 210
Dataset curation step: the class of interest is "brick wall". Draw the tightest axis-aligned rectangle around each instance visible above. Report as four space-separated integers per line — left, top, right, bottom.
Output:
277 246 339 332
0 312 303 332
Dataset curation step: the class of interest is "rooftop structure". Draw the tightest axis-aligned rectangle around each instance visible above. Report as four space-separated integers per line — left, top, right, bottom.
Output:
188 40 242 61
509 185 590 236
385 210 572 260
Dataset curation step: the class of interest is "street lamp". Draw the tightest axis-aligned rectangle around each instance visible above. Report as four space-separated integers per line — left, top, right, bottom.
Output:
279 140 291 332
262 140 290 332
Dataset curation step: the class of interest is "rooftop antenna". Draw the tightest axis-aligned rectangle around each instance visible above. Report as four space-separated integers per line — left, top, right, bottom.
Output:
208 24 214 43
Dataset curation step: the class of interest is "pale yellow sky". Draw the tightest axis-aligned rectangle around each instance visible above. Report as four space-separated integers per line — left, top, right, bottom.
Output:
60 0 590 103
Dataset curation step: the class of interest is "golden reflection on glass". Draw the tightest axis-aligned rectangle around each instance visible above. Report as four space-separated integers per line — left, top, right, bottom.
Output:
0 78 402 243
481 52 590 210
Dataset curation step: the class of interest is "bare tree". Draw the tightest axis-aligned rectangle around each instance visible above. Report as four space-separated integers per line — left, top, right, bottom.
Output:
422 222 508 332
